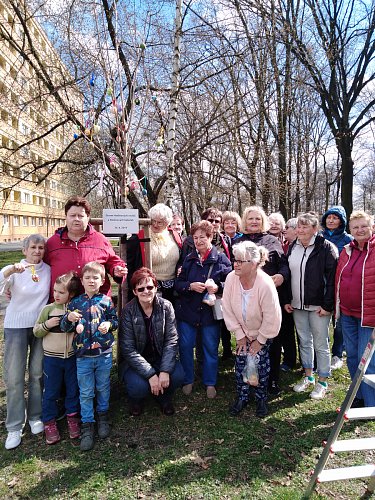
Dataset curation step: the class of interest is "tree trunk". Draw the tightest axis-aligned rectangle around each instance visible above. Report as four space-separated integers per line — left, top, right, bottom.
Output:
336 133 354 218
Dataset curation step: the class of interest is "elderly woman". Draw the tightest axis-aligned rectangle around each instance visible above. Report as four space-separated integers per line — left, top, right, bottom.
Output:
175 220 232 398
127 203 182 304
222 210 243 244
238 206 289 395
335 210 375 408
169 213 185 237
119 268 184 416
285 213 338 399
0 234 51 449
268 212 286 245
222 241 281 417
45 196 127 299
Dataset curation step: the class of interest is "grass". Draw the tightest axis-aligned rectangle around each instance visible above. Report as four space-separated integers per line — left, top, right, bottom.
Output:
0 250 374 499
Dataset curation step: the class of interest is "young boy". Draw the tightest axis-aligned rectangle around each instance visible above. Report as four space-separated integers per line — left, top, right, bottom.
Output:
61 261 118 451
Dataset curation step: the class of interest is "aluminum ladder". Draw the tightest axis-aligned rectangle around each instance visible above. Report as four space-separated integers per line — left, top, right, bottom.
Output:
304 328 375 498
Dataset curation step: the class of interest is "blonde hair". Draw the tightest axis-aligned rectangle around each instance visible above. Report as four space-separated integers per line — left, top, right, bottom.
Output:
82 261 105 279
349 210 373 226
222 211 242 232
242 206 269 233
55 271 81 298
232 241 269 268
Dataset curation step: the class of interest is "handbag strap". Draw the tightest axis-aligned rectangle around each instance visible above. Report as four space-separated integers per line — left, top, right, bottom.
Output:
207 263 214 280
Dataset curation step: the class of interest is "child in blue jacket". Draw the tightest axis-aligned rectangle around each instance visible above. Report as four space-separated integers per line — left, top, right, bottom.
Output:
61 261 118 451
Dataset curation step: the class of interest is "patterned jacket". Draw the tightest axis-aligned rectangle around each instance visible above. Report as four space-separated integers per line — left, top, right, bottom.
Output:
61 293 118 357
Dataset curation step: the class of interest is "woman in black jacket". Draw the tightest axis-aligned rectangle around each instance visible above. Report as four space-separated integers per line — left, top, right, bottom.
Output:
285 213 338 400
119 268 184 416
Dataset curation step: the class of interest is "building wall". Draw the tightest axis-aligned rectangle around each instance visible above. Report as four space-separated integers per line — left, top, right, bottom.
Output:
0 0 82 242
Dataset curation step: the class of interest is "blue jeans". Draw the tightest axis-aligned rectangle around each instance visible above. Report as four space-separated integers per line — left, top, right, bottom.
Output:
42 355 80 422
178 321 220 386
3 328 43 431
76 352 112 423
124 360 185 401
332 316 344 358
341 314 375 406
293 310 331 378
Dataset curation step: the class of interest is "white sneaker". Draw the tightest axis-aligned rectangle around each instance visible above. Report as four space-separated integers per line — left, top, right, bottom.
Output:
29 420 44 435
5 430 22 450
310 382 328 400
331 356 343 370
293 376 315 393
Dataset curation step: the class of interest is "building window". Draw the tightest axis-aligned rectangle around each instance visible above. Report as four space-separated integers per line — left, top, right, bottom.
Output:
31 217 36 226
24 192 31 203
13 215 19 226
22 216 28 226
38 217 43 226
3 214 9 225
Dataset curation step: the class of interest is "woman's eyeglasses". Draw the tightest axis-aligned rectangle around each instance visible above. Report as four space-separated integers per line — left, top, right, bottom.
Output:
207 218 221 224
233 260 253 265
136 285 155 292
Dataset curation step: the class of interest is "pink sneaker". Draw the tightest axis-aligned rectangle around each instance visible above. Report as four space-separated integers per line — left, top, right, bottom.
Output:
44 420 60 445
67 415 81 439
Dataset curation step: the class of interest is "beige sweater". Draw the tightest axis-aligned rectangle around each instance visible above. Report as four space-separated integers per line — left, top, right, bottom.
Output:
151 230 180 281
222 269 281 344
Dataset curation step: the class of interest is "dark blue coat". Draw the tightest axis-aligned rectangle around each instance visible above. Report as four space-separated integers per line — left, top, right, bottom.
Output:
174 246 232 326
321 205 353 254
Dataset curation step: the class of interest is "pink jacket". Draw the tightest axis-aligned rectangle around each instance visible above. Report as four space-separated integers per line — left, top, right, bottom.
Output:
44 224 125 299
335 235 375 327
222 269 281 344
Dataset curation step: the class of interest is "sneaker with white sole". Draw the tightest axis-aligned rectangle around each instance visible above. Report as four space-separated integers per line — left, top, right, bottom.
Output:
293 376 315 393
29 420 44 435
5 430 22 450
331 356 343 370
310 382 328 400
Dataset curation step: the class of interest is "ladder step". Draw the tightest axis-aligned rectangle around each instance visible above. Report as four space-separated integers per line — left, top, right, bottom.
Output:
330 437 375 452
344 407 375 420
317 464 375 483
364 374 375 389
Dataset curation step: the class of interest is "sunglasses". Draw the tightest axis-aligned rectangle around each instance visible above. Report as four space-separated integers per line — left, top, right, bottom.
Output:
207 218 221 224
136 285 155 292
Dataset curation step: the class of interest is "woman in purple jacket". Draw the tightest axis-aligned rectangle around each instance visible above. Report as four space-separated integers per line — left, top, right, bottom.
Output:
175 221 232 399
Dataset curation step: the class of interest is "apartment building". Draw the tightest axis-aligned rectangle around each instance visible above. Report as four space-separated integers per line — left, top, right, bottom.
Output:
0 0 81 242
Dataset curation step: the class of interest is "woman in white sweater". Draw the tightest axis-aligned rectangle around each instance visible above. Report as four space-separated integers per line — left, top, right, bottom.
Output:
0 234 50 450
222 241 281 417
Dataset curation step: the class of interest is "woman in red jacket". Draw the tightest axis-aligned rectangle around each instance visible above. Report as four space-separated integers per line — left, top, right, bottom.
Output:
335 210 375 408
44 196 127 300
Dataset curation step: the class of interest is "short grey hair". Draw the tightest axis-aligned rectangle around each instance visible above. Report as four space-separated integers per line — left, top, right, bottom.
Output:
297 212 319 228
268 212 286 230
23 234 46 250
286 217 298 229
232 241 269 268
148 203 173 225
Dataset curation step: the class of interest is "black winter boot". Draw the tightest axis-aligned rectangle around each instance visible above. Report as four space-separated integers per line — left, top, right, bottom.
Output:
80 422 95 451
97 412 110 439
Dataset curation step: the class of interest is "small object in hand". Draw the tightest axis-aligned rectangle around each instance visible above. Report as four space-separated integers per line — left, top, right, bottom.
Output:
202 291 216 306
76 323 84 334
30 265 40 282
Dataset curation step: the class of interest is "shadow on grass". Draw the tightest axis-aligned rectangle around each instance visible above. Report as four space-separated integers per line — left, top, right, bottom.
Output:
0 357 362 499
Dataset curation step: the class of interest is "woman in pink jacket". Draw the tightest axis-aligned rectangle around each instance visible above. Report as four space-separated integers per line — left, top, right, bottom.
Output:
222 241 281 417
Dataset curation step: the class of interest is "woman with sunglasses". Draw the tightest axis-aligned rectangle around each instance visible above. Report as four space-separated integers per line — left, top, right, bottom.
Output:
119 267 184 416
222 241 281 417
175 220 232 398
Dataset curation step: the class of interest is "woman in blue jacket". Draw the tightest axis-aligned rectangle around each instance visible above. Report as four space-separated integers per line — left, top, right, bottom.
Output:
175 220 232 399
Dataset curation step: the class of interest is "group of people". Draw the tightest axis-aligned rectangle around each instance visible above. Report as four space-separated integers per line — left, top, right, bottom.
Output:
1 196 375 453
